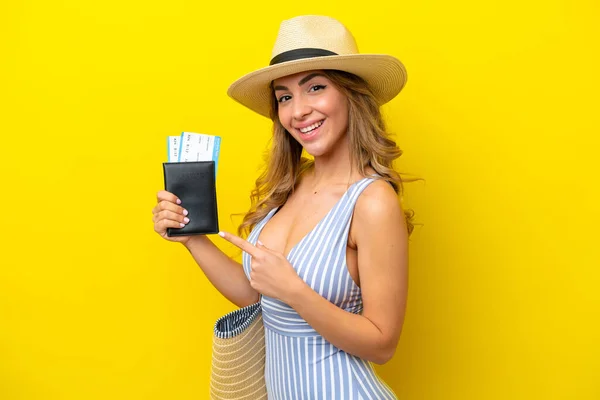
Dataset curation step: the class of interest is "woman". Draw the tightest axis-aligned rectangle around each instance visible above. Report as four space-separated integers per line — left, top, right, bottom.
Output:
153 15 412 399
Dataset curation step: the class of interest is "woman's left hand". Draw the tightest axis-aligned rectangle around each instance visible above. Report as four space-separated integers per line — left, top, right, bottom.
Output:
218 231 306 303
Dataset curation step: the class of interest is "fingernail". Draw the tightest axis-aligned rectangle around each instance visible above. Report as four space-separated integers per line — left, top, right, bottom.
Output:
176 198 182 204
218 231 225 237
180 223 185 227
257 240 264 246
183 209 188 216
183 217 190 223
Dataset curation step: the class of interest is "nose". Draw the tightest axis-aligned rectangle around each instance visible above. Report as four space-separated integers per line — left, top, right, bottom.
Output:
292 96 311 120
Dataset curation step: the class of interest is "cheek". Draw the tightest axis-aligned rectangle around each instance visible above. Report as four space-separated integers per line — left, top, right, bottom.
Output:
277 108 292 130
319 95 347 121
336 97 349 125
329 105 349 130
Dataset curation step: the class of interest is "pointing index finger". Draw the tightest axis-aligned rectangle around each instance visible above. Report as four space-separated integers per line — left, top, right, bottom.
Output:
218 231 259 258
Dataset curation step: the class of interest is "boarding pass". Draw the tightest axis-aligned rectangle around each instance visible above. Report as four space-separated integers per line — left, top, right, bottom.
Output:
167 132 221 174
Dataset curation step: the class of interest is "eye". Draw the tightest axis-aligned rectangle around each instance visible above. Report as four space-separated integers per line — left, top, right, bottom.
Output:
278 95 292 103
309 84 327 92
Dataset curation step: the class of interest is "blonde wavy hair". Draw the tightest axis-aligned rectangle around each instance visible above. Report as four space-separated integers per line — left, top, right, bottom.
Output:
238 69 418 238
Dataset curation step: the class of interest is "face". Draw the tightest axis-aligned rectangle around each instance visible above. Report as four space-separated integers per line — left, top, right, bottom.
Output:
272 70 349 157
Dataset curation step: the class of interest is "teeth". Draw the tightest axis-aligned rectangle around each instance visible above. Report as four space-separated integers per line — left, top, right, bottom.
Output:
300 120 323 133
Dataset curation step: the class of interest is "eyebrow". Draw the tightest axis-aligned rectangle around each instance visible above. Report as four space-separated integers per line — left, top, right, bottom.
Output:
273 73 325 91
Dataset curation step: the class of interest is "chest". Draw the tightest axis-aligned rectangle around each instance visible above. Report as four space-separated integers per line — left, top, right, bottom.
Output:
257 190 344 258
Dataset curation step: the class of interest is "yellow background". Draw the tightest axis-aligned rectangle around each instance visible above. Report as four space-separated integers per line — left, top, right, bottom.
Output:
1 0 599 399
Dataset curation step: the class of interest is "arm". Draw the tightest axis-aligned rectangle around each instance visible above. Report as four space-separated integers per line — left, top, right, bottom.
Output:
285 181 408 364
153 189 258 308
184 236 259 308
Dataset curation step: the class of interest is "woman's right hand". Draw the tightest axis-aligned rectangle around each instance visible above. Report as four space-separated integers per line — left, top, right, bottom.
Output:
153 190 193 244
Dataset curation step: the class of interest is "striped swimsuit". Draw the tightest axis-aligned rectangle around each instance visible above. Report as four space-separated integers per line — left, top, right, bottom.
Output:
242 177 398 399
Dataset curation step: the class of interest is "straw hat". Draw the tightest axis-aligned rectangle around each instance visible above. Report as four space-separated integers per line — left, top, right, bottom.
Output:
227 15 407 118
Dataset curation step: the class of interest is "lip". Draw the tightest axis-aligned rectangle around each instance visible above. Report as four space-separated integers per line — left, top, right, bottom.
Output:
294 119 325 130
295 119 324 141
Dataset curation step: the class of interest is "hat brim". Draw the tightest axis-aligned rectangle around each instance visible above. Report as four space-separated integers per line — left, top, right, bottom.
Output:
227 54 407 118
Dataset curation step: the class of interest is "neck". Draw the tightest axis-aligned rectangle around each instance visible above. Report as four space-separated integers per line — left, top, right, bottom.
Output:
309 136 356 187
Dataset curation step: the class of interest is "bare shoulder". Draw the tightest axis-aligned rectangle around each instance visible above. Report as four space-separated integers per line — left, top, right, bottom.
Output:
350 178 407 245
355 178 404 220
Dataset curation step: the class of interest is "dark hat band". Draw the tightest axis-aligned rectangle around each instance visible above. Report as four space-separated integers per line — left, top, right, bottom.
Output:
269 48 338 66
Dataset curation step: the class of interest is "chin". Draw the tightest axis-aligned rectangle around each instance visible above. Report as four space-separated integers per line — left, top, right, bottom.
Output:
302 145 330 158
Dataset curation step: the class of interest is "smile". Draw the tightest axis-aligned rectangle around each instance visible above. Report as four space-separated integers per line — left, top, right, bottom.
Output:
299 120 324 134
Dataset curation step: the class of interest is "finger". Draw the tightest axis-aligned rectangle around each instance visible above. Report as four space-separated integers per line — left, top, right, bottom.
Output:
155 209 189 225
256 240 279 255
256 240 271 252
249 277 259 291
156 190 181 205
219 231 260 258
154 199 188 217
156 218 186 232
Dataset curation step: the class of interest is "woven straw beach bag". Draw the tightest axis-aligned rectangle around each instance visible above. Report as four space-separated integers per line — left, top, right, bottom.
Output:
210 302 267 399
